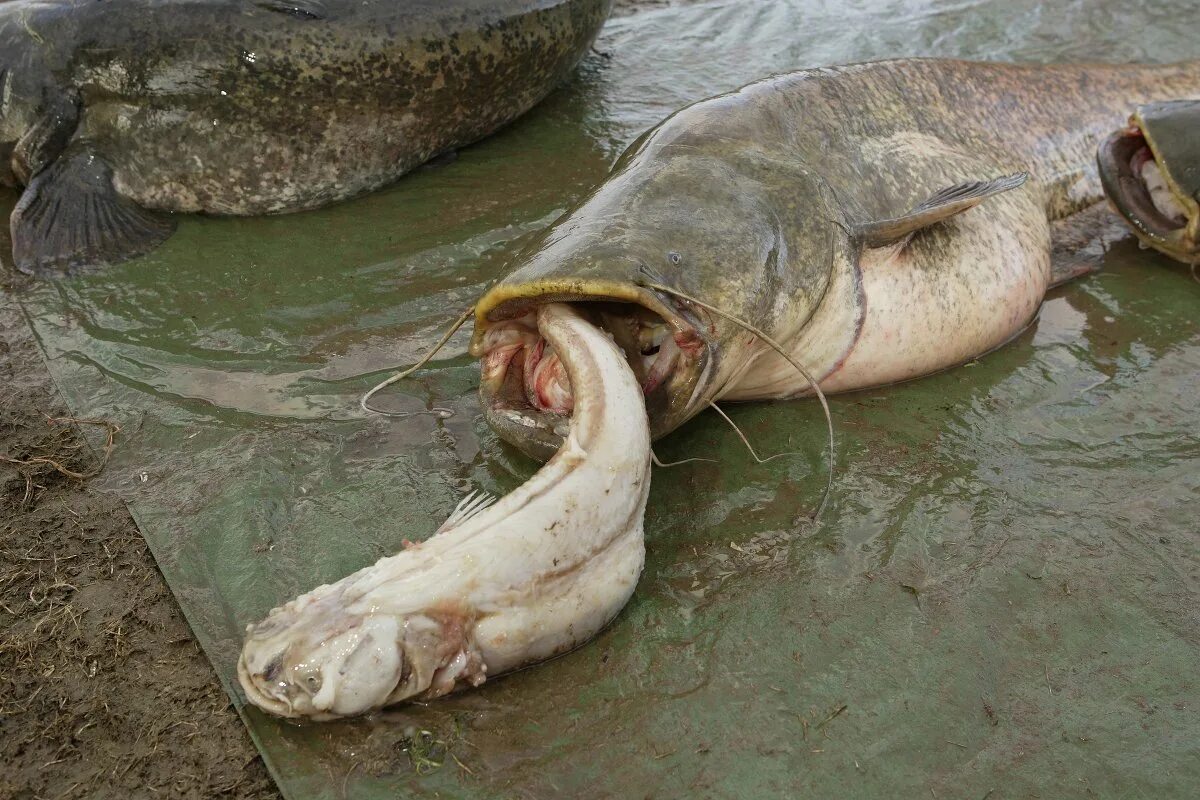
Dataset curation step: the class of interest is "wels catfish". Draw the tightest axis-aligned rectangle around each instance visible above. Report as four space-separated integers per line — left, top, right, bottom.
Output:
1099 99 1200 264
0 0 612 275
467 58 1200 461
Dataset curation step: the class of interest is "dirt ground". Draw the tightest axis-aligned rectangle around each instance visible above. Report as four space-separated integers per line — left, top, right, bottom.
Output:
0 3 680 799
0 282 279 800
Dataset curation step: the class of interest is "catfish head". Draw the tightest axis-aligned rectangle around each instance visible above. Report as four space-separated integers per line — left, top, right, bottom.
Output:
1099 100 1200 264
470 115 847 461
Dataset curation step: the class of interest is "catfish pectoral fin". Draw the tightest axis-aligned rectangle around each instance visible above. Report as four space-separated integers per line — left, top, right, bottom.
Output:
1047 202 1131 287
11 150 176 276
857 172 1029 247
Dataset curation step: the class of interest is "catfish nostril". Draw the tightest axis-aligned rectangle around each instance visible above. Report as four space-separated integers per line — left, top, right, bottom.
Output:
262 652 285 682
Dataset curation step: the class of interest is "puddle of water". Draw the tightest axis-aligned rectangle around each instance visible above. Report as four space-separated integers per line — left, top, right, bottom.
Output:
9 1 1200 798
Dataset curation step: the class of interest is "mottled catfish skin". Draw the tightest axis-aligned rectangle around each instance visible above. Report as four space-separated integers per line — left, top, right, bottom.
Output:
469 59 1200 461
239 304 649 719
0 0 612 274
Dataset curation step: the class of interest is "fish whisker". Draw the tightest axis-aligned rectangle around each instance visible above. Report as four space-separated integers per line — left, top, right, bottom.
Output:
650 448 716 468
634 274 835 520
359 305 475 417
708 402 804 466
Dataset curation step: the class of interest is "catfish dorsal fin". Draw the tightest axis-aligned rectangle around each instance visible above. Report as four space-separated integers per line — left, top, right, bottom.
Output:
857 172 1029 248
436 490 498 534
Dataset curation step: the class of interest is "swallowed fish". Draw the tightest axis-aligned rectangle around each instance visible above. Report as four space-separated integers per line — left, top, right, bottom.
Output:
239 303 649 719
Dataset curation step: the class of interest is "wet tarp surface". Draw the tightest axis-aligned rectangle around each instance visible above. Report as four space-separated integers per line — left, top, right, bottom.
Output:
11 1 1200 797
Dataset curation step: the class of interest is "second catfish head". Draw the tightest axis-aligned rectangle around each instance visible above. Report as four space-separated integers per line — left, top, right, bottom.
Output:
1099 99 1200 264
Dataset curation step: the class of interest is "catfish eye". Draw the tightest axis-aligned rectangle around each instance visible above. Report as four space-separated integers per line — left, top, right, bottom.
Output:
667 251 682 265
294 664 323 694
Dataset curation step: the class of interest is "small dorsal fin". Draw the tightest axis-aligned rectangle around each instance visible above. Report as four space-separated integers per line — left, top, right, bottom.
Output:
436 490 498 534
858 172 1028 248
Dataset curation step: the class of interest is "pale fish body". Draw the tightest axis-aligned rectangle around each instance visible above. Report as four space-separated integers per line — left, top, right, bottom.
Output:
238 303 649 719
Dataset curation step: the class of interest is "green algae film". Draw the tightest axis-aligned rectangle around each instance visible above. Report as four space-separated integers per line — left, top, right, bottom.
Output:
9 1 1200 798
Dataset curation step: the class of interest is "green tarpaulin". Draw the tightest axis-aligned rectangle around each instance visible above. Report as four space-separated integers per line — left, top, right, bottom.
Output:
11 1 1199 797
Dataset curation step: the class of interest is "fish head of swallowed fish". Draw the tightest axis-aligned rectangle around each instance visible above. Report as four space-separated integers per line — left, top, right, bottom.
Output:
470 110 843 460
238 580 479 719
1099 100 1200 264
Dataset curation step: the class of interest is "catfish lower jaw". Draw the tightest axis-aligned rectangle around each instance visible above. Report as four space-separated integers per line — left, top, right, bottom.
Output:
476 301 707 462
1098 125 1200 262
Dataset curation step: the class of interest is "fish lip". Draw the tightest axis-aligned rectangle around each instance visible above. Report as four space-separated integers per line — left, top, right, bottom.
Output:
1098 125 1199 262
472 282 711 460
482 387 571 463
469 280 699 349
237 650 301 718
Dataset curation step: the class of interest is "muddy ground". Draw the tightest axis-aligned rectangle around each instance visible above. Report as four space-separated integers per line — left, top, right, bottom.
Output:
0 285 278 800
0 3 682 799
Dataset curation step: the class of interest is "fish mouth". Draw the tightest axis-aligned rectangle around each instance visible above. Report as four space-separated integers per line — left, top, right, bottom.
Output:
237 648 303 718
469 280 711 461
1098 108 1200 263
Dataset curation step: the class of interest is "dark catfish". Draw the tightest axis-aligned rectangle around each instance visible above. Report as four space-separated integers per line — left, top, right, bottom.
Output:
1099 99 1200 264
0 0 612 274
466 58 1200 461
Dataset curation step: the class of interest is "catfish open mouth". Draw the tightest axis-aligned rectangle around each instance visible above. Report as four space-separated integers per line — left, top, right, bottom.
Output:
1098 104 1200 263
470 294 710 462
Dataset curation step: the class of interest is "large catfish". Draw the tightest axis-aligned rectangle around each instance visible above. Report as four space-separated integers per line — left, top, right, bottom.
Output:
468 58 1200 462
0 0 611 275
